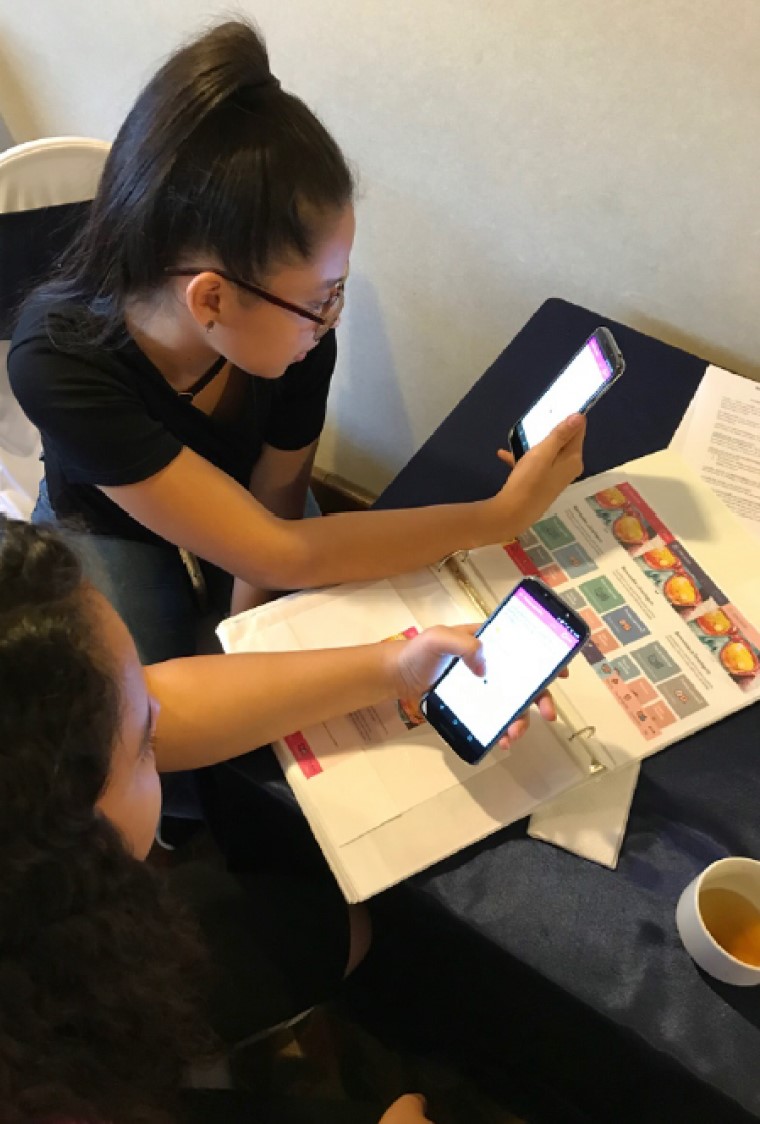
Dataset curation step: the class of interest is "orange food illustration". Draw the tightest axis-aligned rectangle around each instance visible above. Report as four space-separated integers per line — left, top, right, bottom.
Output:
664 573 701 607
697 609 733 636
642 546 679 570
595 487 628 509
613 513 648 546
720 640 759 677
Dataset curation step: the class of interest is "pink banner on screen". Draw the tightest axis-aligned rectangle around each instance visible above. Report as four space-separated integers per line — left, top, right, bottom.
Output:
588 337 612 381
514 586 577 648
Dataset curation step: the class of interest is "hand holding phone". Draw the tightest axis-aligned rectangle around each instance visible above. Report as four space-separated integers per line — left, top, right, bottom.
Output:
392 623 560 750
392 623 486 701
494 411 586 537
509 327 625 460
420 578 589 765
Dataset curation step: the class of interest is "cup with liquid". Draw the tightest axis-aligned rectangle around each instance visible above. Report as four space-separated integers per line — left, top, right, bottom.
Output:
676 857 760 986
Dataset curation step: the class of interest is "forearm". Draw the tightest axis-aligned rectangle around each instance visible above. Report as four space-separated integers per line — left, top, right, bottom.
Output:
228 490 501 611
146 645 399 771
231 444 315 613
271 496 509 589
104 416 585 594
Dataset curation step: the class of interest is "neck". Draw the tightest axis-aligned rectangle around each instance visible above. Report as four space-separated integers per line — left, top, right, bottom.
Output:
124 300 220 391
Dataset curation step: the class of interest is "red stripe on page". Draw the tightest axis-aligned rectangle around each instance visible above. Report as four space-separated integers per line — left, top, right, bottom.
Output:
284 732 323 778
617 483 675 544
503 541 540 576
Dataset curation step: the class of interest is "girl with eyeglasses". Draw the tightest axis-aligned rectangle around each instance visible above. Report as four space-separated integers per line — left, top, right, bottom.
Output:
8 19 585 667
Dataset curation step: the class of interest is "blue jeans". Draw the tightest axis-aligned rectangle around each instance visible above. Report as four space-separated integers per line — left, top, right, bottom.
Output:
32 479 319 821
32 479 231 663
32 479 321 663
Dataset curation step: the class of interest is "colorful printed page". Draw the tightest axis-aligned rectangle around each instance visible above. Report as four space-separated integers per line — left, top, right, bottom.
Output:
464 449 760 766
217 449 760 897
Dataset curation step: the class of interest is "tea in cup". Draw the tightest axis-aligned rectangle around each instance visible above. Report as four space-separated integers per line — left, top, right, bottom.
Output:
676 857 760 986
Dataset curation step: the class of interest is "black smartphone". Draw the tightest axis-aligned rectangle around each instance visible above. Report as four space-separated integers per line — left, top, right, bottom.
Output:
420 578 590 765
509 327 625 460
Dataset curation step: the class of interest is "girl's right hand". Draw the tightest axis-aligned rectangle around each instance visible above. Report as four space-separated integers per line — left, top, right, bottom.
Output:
491 413 586 538
390 624 562 750
378 1093 435 1123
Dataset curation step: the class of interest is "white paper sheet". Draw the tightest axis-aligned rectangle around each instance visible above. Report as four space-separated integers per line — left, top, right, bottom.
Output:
528 761 640 868
669 365 760 539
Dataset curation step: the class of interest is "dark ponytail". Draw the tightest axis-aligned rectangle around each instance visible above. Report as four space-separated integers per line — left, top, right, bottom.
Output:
36 19 354 346
0 520 214 1123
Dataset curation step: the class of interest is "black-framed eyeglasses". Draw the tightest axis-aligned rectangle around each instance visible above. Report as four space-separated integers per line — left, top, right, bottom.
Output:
164 266 346 340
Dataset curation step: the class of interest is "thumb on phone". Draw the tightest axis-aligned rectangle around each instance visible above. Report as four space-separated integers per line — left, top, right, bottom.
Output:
541 411 586 460
497 411 585 469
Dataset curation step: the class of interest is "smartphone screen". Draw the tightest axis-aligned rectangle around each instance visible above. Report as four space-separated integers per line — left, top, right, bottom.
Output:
513 328 624 455
422 580 588 764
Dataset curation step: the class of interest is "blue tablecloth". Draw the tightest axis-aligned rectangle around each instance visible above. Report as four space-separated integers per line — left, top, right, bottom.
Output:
365 300 760 1123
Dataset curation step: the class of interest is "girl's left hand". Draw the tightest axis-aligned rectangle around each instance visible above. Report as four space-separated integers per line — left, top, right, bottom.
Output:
390 624 564 750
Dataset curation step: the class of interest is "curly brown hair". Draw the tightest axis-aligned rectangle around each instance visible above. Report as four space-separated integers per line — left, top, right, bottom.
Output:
0 520 215 1124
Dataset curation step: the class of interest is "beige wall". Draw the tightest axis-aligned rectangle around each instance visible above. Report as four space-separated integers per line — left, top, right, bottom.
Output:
2 1 759 491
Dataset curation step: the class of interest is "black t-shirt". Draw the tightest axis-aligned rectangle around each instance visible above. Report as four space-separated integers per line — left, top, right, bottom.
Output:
8 300 336 544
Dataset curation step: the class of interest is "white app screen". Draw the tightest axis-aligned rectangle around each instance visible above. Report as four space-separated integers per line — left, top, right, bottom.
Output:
520 336 612 449
433 586 580 747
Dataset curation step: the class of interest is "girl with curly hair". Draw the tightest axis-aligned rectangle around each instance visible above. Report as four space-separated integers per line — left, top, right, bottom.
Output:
0 520 558 1123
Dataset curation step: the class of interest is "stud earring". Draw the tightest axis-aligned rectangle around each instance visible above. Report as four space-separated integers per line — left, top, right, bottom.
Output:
205 320 215 333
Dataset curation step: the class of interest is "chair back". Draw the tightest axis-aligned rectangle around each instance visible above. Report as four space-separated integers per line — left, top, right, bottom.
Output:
0 137 109 516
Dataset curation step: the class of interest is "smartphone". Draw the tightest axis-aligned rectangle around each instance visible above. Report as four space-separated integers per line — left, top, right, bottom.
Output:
509 327 625 459
420 578 590 765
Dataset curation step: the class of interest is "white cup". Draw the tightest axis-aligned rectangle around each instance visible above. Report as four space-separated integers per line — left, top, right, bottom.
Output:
676 857 760 986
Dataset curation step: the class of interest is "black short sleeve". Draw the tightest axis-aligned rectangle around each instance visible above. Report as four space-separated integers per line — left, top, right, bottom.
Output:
6 298 338 542
264 330 336 450
8 321 182 487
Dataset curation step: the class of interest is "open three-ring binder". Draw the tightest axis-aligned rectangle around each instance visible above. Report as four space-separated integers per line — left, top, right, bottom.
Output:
219 449 760 902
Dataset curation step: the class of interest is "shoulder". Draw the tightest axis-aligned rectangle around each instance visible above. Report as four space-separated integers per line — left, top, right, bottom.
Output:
261 332 338 450
9 297 139 412
11 294 88 355
273 330 337 394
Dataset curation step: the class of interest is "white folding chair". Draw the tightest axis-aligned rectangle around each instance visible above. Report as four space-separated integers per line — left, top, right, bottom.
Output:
0 136 110 517
0 115 13 154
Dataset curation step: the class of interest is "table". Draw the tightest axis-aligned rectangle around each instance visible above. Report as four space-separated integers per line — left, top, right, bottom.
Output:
349 299 760 1124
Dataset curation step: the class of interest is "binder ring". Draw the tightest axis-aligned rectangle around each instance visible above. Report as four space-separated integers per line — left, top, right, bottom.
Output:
568 724 596 741
435 549 469 571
